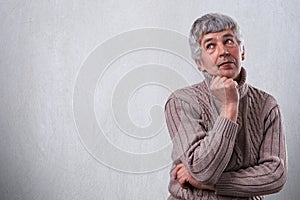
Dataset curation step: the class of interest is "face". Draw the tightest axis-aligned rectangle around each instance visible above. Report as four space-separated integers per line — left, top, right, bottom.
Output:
196 29 244 80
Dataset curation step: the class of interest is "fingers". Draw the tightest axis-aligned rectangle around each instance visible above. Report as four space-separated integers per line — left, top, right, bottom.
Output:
172 163 184 180
210 76 227 91
211 76 237 88
178 177 188 189
177 168 188 181
172 163 189 189
210 75 239 105
223 77 238 87
177 169 189 189
171 164 216 191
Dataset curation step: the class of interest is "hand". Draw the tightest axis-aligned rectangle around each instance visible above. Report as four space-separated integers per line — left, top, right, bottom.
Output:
210 76 239 122
172 163 215 191
210 76 239 105
172 163 192 189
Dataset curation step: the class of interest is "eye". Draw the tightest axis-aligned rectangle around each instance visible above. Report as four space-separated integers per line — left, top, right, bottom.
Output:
225 39 234 46
206 43 215 49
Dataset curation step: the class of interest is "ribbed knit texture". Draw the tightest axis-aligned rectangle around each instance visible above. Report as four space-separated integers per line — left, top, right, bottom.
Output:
165 68 287 200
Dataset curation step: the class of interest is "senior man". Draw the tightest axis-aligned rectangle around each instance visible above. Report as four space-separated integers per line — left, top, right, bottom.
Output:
165 13 287 199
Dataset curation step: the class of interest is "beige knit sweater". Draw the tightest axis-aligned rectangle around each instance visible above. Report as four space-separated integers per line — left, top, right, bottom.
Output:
165 68 287 200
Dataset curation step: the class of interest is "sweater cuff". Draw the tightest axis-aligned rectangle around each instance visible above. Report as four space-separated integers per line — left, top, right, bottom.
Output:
213 116 239 139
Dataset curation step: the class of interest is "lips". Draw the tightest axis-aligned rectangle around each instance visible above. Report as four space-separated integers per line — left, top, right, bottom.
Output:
218 61 235 67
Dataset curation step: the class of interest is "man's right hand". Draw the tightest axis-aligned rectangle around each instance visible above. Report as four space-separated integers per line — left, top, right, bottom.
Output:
210 76 239 122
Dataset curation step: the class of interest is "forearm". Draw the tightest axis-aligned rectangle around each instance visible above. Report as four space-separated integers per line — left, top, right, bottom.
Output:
166 93 239 185
215 105 287 197
189 180 216 191
177 116 239 184
215 158 287 197
184 103 239 184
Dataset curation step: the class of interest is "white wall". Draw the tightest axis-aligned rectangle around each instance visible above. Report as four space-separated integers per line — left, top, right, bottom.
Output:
1 0 299 199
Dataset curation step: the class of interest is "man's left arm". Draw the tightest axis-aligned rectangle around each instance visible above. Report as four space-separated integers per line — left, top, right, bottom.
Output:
215 104 287 197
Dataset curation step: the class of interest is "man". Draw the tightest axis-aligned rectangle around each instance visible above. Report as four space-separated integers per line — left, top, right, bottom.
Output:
165 13 287 199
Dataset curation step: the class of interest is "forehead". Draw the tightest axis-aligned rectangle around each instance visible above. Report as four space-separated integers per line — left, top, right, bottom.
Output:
200 29 235 44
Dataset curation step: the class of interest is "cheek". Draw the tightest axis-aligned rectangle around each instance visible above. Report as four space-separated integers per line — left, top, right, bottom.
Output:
204 52 218 63
201 52 214 65
203 56 218 67
230 49 242 60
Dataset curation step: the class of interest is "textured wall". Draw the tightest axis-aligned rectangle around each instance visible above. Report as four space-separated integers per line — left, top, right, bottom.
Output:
0 0 299 199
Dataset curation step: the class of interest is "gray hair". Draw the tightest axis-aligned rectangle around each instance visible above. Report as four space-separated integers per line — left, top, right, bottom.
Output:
189 13 243 63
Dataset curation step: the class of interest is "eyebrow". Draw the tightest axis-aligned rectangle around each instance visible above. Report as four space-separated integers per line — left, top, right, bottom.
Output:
202 38 214 45
222 33 234 38
202 33 235 45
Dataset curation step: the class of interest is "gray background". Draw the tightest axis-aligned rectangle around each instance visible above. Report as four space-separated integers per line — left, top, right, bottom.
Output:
1 0 299 199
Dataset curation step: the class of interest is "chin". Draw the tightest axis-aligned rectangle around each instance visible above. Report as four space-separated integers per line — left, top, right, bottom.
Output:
220 72 236 79
219 69 240 79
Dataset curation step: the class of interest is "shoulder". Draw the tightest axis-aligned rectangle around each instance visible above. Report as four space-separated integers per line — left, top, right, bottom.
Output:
164 82 211 124
166 81 209 106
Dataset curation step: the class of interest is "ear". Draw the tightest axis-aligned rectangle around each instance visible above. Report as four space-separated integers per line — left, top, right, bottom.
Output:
241 45 245 61
196 60 205 71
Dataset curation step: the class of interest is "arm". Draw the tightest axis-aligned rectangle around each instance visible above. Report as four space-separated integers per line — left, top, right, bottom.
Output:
215 104 287 197
166 77 240 185
165 91 238 184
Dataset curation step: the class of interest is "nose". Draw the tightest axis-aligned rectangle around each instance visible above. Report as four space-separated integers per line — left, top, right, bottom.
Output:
218 44 229 57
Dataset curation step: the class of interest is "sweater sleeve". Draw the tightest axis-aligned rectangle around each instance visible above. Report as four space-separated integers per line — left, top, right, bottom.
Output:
165 93 239 185
215 104 287 197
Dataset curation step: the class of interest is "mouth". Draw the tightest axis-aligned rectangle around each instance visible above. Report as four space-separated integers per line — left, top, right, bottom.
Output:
218 61 235 67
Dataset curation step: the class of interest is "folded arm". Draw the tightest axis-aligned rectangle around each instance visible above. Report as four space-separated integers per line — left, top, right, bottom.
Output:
215 105 287 197
165 90 239 185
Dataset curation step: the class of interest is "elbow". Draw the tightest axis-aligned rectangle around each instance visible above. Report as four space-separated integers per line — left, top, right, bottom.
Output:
189 166 220 185
273 167 287 193
267 175 286 195
276 159 288 191
184 154 225 185
185 152 229 185
266 161 288 195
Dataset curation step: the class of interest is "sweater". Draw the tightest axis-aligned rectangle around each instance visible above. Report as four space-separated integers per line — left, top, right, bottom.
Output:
165 68 287 200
